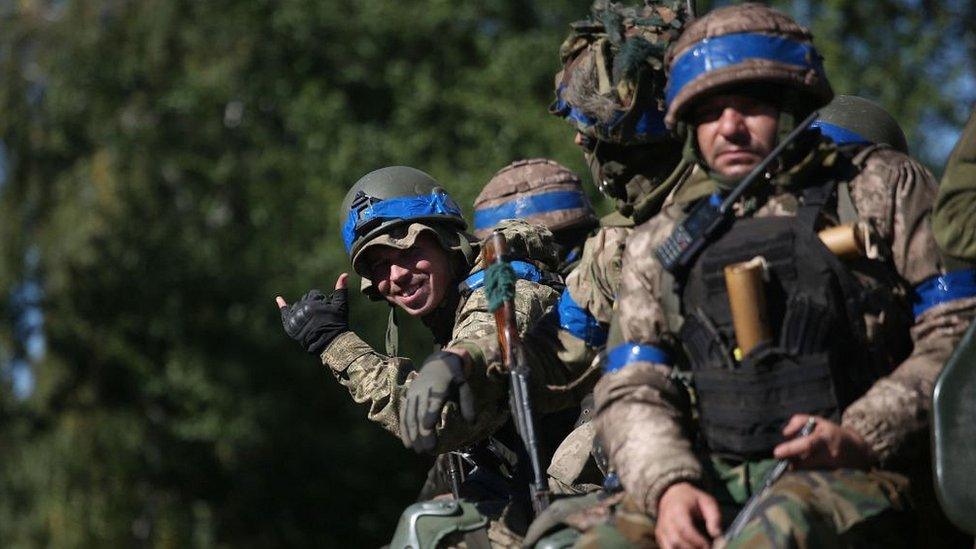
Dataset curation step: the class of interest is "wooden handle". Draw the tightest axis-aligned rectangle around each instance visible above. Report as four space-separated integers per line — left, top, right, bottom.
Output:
724 256 771 357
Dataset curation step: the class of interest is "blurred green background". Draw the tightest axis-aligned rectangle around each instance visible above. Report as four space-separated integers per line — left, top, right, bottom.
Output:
0 0 972 546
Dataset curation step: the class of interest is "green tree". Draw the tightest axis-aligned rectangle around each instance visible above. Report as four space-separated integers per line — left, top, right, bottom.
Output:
0 0 972 546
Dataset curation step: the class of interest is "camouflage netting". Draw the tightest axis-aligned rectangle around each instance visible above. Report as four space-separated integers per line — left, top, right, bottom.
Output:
550 0 689 145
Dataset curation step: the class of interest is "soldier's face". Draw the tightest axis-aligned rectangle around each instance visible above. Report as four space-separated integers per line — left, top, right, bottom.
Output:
365 233 452 317
692 94 779 179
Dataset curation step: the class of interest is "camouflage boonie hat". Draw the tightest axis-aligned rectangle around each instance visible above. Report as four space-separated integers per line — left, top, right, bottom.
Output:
550 0 690 145
472 158 597 239
812 95 909 154
664 2 833 128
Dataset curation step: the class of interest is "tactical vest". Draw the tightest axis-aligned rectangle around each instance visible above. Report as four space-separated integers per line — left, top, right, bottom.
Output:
675 180 903 460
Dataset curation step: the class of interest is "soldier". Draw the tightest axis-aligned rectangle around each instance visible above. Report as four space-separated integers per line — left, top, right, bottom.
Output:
473 158 598 276
277 166 567 545
934 108 976 268
594 4 976 548
397 0 697 502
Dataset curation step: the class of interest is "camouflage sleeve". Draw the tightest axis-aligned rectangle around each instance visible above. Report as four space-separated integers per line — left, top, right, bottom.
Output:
438 279 566 451
320 330 415 437
843 149 976 464
594 214 703 515
933 109 976 263
566 226 631 326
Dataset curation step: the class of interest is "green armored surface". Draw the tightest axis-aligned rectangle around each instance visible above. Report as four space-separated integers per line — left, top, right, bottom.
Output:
933 322 976 535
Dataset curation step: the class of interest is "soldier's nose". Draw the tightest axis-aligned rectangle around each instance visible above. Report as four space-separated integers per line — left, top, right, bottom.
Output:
390 264 411 284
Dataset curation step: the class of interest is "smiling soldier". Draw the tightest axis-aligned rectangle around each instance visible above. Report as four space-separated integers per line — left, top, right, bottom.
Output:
277 166 578 545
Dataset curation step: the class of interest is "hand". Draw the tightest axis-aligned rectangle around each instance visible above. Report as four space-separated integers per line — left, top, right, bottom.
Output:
276 274 350 355
773 414 877 470
656 482 722 549
399 350 476 453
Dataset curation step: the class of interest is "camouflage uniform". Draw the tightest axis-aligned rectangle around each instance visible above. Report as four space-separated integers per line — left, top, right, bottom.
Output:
462 2 698 502
934 108 976 266
590 4 976 547
322 217 562 453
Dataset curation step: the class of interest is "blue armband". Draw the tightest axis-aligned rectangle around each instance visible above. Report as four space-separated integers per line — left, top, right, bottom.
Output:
557 288 608 347
912 269 976 317
603 342 670 373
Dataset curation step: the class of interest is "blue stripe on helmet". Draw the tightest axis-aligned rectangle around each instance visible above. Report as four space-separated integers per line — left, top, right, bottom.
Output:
552 85 668 140
342 190 463 254
666 32 826 108
912 269 976 317
557 288 608 348
812 121 870 147
474 190 589 231
603 342 671 373
462 260 543 292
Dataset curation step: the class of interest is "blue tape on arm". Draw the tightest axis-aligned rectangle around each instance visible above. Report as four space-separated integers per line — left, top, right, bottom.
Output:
603 342 671 373
463 261 544 292
912 269 976 317
557 288 608 347
666 33 825 107
812 121 870 147
474 191 589 231
342 191 463 253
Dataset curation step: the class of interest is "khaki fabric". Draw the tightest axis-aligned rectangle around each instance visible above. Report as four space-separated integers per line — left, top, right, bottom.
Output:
473 158 595 239
319 220 561 453
933 108 976 264
596 142 976 514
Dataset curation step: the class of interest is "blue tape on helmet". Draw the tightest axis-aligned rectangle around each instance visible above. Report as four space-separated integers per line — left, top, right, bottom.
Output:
557 288 608 348
812 121 870 147
666 33 826 108
474 190 589 231
603 342 671 373
342 191 463 254
912 269 976 317
462 260 543 292
552 85 668 140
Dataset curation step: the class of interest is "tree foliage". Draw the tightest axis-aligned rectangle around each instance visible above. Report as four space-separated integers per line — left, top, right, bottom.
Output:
0 0 971 546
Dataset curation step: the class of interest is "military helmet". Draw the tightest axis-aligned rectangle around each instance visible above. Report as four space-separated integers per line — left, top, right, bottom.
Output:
341 166 469 277
550 0 691 145
664 2 833 128
472 158 597 239
812 95 909 154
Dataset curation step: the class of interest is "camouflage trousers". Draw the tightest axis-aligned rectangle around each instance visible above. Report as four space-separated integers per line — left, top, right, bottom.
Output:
530 457 913 549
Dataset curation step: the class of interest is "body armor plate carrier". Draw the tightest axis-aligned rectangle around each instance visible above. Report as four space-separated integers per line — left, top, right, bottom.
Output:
677 181 882 460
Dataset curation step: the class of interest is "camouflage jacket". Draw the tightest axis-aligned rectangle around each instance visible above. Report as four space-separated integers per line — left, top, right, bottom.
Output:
320 220 561 453
934 108 976 265
595 142 976 515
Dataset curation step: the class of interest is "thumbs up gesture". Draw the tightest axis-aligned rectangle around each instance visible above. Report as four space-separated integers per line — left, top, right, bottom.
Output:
276 273 350 355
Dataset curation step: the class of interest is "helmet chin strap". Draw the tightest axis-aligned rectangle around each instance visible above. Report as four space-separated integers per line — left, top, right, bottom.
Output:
385 306 399 357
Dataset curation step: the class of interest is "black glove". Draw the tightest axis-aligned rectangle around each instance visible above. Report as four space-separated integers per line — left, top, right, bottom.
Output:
400 351 476 453
280 288 349 355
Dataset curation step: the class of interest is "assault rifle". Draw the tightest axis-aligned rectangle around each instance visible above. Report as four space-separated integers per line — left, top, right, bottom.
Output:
654 110 820 274
723 417 817 541
483 231 550 515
